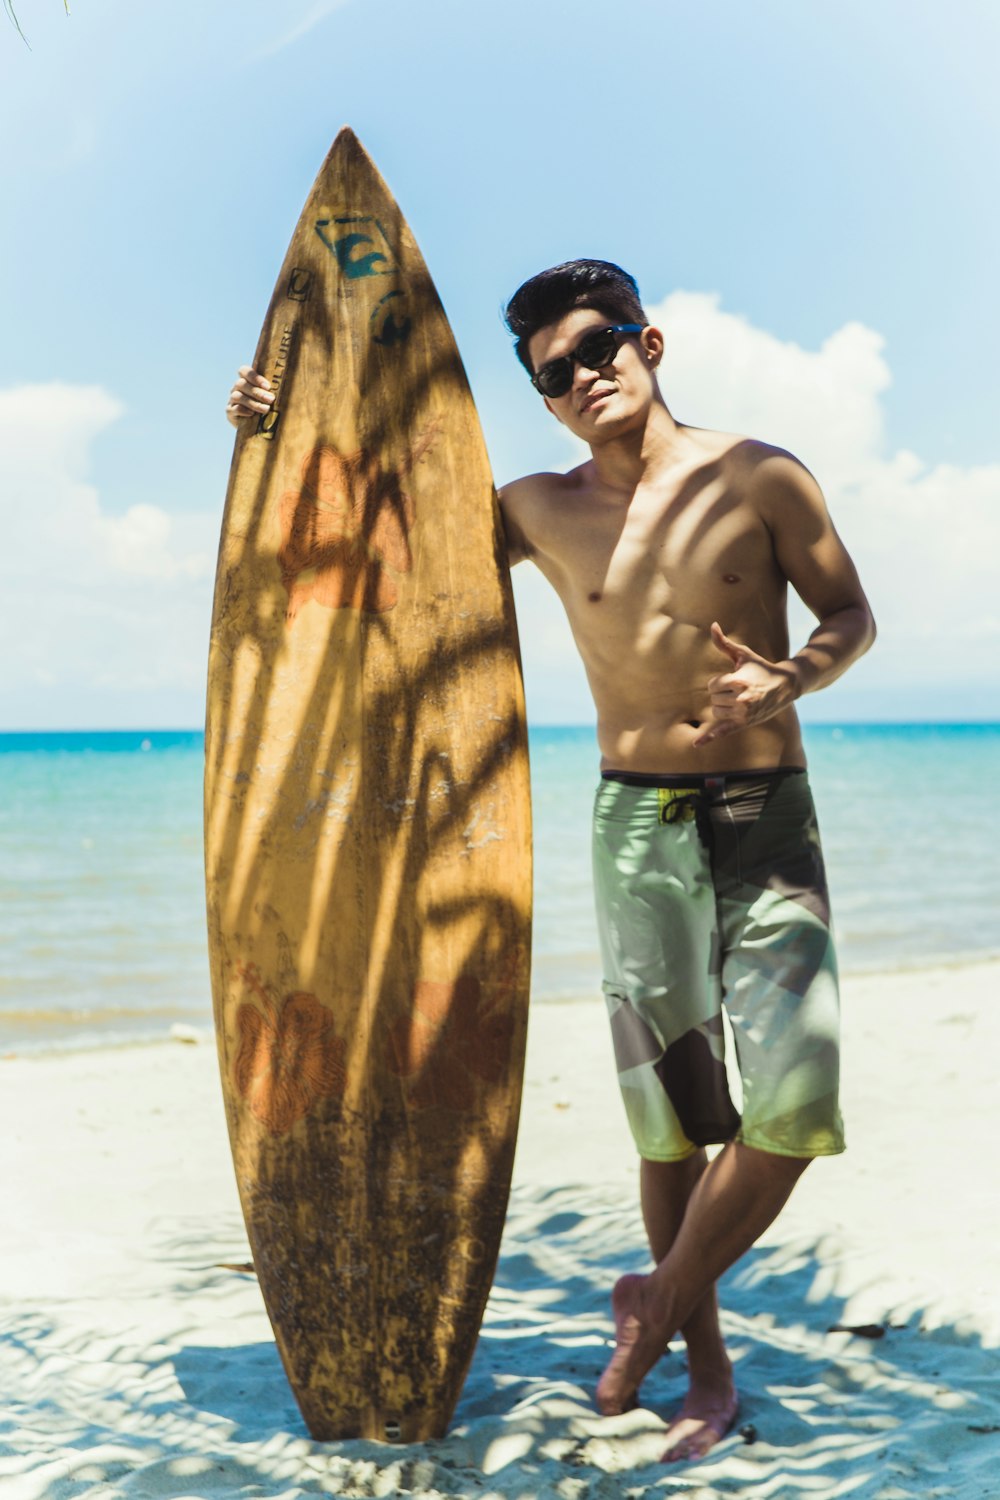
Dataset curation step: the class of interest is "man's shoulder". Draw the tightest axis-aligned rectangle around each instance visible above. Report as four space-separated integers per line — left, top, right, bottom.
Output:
700 433 822 508
496 466 592 564
498 463 592 504
709 438 832 544
498 464 593 526
697 429 810 479
746 435 818 477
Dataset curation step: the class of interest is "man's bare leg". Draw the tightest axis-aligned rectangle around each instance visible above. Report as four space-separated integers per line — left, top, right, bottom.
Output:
598 1142 811 1423
640 1153 738 1460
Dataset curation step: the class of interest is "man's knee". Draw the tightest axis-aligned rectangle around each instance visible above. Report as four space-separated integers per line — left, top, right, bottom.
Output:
642 1148 709 1182
781 1152 814 1183
738 1140 815 1182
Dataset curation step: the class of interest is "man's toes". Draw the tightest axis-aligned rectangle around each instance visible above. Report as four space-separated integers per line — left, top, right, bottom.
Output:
660 1406 735 1463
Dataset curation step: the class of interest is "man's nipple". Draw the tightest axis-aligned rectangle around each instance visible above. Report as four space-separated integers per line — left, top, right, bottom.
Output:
587 591 602 603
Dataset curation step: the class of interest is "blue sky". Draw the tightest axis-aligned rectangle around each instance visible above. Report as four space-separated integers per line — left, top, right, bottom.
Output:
2 0 997 726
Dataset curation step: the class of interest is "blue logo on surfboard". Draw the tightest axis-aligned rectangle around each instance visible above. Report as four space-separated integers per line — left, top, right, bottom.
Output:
315 215 396 278
315 215 413 346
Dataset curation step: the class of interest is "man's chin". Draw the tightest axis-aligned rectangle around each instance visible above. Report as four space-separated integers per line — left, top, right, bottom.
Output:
574 405 640 443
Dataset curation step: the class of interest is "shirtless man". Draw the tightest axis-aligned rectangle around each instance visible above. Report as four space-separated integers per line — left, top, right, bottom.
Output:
227 258 876 1462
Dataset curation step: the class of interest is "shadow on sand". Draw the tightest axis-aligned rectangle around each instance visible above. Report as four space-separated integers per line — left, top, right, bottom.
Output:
3 1185 999 1498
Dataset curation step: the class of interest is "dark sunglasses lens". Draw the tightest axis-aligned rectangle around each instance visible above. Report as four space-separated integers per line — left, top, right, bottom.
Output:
536 359 573 398
576 329 619 370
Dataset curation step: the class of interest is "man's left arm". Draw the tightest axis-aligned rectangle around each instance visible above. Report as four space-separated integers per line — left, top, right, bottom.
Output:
694 455 876 746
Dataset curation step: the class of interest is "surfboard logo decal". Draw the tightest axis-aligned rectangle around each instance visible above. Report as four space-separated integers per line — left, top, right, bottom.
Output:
286 267 314 303
256 325 295 439
315 215 397 278
233 963 346 1134
277 428 439 620
371 289 412 348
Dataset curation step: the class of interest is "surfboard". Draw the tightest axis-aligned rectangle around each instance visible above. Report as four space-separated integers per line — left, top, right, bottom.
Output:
204 128 532 1443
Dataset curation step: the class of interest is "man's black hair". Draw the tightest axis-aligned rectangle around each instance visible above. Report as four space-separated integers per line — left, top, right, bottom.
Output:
503 260 647 374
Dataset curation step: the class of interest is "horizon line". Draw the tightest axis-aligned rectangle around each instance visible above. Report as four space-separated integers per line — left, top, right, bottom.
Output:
1 721 999 738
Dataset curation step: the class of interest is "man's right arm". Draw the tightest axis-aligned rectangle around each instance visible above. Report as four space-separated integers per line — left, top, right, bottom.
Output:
497 482 532 568
497 472 565 569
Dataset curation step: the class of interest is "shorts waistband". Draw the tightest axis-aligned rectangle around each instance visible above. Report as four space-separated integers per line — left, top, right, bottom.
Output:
600 767 806 790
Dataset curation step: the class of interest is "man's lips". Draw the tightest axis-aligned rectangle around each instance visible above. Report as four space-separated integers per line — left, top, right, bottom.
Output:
579 387 615 414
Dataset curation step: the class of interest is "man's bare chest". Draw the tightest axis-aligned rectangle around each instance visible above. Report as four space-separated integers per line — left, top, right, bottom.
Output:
536 478 777 614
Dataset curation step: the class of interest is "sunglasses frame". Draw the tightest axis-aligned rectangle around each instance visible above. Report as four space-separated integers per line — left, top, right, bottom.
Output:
529 323 646 398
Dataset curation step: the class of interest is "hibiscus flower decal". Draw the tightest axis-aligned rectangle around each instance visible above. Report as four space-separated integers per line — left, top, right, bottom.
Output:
233 963 347 1135
386 975 518 1112
276 424 439 621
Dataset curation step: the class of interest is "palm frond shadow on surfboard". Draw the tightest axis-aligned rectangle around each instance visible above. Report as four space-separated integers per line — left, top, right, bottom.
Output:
204 128 532 1443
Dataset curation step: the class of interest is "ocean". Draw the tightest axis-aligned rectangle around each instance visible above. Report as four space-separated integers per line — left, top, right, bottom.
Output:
1 725 997 1054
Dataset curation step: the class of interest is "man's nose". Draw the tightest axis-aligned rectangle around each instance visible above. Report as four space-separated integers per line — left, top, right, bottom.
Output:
572 357 600 389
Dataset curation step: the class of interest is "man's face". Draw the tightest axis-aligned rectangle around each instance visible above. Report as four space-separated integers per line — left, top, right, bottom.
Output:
526 308 662 443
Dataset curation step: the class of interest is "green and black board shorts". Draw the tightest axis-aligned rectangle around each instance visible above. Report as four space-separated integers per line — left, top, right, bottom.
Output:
592 768 845 1162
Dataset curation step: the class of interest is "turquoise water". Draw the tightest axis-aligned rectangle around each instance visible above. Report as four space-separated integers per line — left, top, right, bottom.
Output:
1 725 997 1052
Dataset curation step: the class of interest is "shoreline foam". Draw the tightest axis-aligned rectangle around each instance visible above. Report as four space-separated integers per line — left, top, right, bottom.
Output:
3 955 999 1062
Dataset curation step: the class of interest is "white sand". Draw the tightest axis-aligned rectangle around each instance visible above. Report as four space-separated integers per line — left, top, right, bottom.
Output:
3 961 999 1499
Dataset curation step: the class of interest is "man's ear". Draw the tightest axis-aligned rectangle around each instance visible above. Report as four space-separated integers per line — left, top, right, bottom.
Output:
641 325 664 370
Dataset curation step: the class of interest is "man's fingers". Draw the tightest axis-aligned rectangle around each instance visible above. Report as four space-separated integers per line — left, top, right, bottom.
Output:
230 366 274 415
710 620 749 668
237 365 272 390
232 381 274 404
227 360 275 424
707 672 748 702
226 388 273 426
695 694 752 742
693 719 738 747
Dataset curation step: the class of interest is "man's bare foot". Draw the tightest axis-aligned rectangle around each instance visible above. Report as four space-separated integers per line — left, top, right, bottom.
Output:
661 1379 739 1461
596 1273 673 1416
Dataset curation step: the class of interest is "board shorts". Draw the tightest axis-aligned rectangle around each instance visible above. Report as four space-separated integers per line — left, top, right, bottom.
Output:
592 768 845 1161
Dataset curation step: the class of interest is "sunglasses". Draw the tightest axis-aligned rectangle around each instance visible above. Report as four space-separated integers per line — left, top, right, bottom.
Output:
529 324 645 399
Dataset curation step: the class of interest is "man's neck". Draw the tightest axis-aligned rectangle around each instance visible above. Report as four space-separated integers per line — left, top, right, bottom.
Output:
588 397 688 494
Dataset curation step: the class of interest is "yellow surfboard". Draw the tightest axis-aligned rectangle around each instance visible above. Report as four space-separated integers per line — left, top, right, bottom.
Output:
204 128 532 1442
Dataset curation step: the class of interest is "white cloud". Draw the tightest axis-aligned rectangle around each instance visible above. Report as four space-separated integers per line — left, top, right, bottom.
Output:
0 384 216 726
97 503 210 582
653 293 890 490
512 293 1000 722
